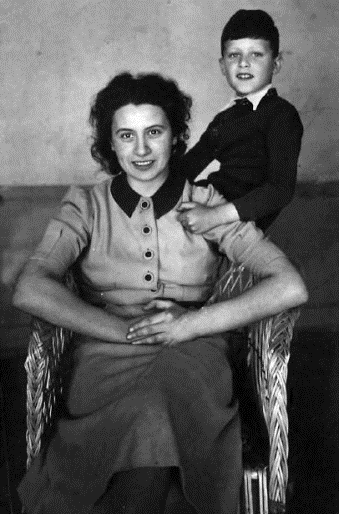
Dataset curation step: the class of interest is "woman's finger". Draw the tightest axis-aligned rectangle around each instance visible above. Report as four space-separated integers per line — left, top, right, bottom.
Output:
128 313 166 333
143 299 175 311
131 331 166 345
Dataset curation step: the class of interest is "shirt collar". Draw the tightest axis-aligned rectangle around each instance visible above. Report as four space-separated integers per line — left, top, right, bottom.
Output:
110 166 186 219
221 84 275 112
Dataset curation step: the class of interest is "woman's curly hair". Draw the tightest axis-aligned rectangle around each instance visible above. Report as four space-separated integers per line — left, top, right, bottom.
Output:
89 72 192 175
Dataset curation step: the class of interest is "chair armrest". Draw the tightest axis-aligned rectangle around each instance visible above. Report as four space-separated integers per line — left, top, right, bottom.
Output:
207 261 299 511
25 267 77 469
249 308 299 509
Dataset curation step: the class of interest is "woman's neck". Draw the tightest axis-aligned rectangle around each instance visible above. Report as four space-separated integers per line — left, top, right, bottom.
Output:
126 172 169 198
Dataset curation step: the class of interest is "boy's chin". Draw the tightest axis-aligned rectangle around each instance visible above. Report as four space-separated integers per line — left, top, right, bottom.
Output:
234 89 253 97
231 78 272 97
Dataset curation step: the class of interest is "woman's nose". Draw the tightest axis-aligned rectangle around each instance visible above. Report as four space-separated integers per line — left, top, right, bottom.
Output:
135 136 151 156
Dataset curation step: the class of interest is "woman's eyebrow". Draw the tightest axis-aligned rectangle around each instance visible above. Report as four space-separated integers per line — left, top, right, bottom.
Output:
115 124 166 134
115 127 134 134
145 124 166 130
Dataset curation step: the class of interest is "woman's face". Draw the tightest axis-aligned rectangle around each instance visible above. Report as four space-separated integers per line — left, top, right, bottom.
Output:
111 103 175 196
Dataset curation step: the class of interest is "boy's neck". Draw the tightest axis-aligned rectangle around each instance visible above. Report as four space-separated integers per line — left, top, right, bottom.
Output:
235 83 273 110
221 83 275 113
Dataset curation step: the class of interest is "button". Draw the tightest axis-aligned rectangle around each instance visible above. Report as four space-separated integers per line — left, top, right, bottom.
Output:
144 272 154 282
144 249 154 260
140 199 150 210
142 225 152 235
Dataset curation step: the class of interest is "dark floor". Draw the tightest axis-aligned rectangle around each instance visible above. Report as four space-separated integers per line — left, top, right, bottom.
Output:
0 328 338 514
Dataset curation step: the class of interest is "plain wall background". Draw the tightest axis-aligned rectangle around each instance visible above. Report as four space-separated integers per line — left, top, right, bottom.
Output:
0 0 338 185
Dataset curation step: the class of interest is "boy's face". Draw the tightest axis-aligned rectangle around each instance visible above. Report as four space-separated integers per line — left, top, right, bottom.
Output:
219 38 281 97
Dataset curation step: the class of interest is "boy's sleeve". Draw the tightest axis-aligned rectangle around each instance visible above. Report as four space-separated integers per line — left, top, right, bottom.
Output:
180 119 220 181
232 105 304 222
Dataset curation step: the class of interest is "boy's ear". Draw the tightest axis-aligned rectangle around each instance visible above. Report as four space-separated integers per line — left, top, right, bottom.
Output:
219 57 227 77
273 52 283 75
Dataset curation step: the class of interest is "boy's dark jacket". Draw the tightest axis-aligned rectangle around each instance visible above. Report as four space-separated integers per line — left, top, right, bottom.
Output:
181 88 304 231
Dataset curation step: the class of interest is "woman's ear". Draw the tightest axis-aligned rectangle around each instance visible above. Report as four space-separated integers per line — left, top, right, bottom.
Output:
273 52 283 75
172 136 177 146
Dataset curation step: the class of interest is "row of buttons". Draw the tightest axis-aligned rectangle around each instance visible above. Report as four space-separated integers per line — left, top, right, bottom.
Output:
140 198 155 286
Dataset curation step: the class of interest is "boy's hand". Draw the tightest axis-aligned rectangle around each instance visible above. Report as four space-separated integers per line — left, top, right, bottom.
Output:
177 202 223 234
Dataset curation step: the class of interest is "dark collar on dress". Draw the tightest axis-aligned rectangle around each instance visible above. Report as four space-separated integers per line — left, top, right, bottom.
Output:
110 166 187 219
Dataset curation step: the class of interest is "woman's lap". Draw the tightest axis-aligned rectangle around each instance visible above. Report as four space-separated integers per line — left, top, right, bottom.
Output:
18 335 242 514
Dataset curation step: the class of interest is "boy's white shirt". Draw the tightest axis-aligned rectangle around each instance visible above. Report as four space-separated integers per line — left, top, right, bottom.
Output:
220 83 273 112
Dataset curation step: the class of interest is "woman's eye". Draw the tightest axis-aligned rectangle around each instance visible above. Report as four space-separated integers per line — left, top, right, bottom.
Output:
228 53 239 59
120 132 133 140
252 52 263 57
148 128 161 136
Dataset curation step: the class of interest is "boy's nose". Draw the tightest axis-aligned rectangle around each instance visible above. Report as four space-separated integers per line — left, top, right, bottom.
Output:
239 55 250 67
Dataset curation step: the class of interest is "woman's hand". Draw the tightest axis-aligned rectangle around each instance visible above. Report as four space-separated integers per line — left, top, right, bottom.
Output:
126 299 196 346
177 202 223 234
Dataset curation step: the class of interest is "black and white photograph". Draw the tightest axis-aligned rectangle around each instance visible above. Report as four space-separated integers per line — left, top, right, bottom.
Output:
0 1 337 513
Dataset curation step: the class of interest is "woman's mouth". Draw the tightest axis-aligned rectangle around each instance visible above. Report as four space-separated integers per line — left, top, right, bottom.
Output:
132 160 154 171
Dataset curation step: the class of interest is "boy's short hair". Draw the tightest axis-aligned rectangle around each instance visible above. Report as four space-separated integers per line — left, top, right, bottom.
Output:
221 10 279 57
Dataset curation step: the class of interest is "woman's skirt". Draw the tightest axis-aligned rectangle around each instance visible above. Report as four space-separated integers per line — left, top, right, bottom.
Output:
18 334 242 514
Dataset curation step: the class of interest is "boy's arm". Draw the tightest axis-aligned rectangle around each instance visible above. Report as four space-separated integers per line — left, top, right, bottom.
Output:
180 121 218 182
232 106 304 222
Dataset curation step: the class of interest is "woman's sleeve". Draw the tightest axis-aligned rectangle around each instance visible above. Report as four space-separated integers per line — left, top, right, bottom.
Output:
30 186 93 275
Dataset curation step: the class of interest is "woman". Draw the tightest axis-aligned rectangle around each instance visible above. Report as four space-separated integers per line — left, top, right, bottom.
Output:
14 72 308 514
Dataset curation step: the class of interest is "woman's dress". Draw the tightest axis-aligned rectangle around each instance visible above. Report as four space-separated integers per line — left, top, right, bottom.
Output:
18 172 286 514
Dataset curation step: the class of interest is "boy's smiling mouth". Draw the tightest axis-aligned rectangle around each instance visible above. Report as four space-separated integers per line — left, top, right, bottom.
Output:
236 73 254 79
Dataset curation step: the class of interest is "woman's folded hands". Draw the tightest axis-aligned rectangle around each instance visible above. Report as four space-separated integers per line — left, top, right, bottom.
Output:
127 299 198 346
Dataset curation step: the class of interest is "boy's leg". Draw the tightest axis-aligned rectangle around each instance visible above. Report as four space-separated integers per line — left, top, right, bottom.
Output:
91 467 172 514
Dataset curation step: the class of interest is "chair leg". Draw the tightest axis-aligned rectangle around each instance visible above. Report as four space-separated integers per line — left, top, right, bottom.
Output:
243 467 268 514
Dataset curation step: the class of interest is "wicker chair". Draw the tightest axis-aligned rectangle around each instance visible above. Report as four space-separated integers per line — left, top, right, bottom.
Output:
24 262 299 514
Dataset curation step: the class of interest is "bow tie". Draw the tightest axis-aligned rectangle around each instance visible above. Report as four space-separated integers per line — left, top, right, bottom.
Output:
234 97 253 110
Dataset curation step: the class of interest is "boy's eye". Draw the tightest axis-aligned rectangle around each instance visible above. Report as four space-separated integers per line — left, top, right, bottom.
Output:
252 52 263 57
228 53 239 59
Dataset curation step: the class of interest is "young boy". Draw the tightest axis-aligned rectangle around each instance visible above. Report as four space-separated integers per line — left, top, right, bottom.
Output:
178 9 304 234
